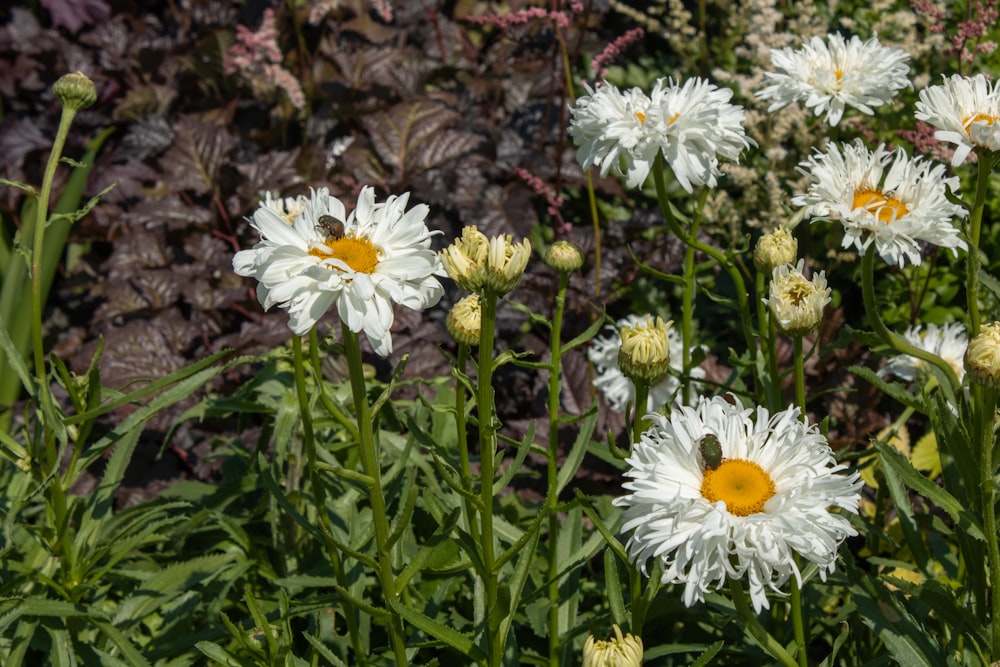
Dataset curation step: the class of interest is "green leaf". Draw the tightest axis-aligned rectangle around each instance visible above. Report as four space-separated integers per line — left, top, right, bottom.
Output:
388 600 487 662
604 548 627 628
92 620 153 667
689 641 724 667
848 365 924 412
195 641 246 667
561 315 607 354
493 421 536 494
303 633 347 666
556 406 597 494
0 178 39 196
874 440 985 541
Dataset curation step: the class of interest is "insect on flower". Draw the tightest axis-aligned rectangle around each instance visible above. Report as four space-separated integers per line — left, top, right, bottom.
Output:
317 214 345 242
698 433 723 471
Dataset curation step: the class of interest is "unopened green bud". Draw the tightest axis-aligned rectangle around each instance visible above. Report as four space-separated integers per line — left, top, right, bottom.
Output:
754 228 797 273
447 294 482 346
53 71 97 112
544 240 584 272
965 322 1000 389
618 316 672 385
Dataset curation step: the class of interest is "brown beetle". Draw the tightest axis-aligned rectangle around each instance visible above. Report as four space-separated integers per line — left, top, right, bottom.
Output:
317 215 345 242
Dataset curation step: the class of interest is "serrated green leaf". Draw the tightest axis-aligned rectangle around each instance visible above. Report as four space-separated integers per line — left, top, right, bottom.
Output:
195 641 245 667
605 548 627 628
689 640 724 667
556 406 597 494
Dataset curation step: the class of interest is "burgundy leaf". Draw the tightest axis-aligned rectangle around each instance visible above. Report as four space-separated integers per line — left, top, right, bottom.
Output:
40 0 111 34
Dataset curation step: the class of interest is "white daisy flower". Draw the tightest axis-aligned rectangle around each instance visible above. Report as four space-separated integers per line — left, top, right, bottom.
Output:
915 73 1000 167
588 314 705 412
766 260 831 336
569 78 754 192
756 32 911 126
615 395 862 612
879 322 967 382
233 186 445 355
793 140 966 267
568 81 659 189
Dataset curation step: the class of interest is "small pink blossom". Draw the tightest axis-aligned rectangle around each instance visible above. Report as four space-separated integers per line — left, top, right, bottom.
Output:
514 167 569 234
590 28 644 81
224 9 305 110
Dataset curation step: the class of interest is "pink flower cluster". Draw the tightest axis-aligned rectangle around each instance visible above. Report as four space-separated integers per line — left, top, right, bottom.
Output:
514 167 569 234
465 1 582 30
590 28 645 81
896 121 961 165
912 0 998 68
223 9 306 110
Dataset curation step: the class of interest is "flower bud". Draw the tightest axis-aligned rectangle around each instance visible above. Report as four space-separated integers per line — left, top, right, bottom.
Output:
446 293 482 346
544 240 584 272
53 71 97 112
583 624 643 667
965 322 1000 388
618 316 672 385
482 234 531 295
440 226 489 291
766 260 830 336
754 228 798 273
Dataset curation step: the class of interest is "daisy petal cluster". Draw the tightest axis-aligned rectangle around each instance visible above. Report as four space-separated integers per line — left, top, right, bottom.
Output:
756 33 911 126
588 314 705 412
915 73 1000 166
965 322 1000 389
569 77 754 192
260 191 309 225
583 624 643 667
766 260 831 336
233 186 444 355
880 322 967 382
793 140 966 267
616 395 862 612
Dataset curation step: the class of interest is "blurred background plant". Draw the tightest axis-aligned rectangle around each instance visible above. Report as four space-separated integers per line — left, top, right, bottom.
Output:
2 0 1000 663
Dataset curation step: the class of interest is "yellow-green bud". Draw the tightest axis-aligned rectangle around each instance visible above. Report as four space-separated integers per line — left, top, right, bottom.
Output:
482 234 531 295
965 322 1000 388
53 71 97 112
446 293 482 345
440 226 489 291
754 228 798 273
618 316 672 385
544 240 584 272
583 624 643 667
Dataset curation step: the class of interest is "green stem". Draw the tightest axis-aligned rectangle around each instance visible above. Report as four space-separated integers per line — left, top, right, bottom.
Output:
757 271 782 411
293 335 366 664
309 329 360 446
789 578 808 667
341 325 408 666
547 272 569 666
860 246 961 391
455 343 479 540
965 154 995 337
652 158 760 401
729 579 799 667
793 336 806 420
681 214 700 405
973 381 1000 658
476 289 502 666
631 381 650 446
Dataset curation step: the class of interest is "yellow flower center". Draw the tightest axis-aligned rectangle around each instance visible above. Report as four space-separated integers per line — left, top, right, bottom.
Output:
635 111 646 124
309 235 380 274
963 113 998 130
781 275 812 306
852 188 909 224
668 112 680 125
701 459 776 516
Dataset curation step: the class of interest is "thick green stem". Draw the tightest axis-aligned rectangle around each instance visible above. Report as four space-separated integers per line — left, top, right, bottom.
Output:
965 154 995 337
860 246 961 391
293 335 366 664
341 325 408 666
631 382 650 447
729 579 799 667
789 577 808 667
476 290 502 666
757 271 782 411
652 158 760 401
972 381 1000 658
793 336 806 420
681 215 700 405
455 343 480 541
547 272 569 666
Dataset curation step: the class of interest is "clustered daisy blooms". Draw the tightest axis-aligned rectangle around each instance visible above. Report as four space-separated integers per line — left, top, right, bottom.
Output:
879 322 967 383
915 73 1000 166
756 32 911 126
569 77 754 192
588 314 705 412
233 186 444 356
793 140 966 267
616 395 862 611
